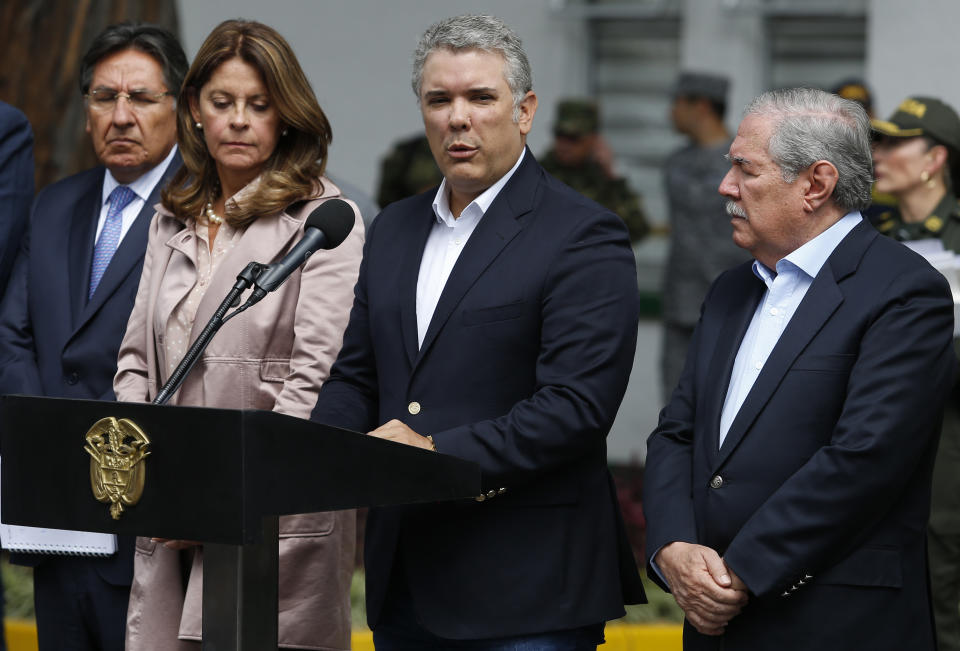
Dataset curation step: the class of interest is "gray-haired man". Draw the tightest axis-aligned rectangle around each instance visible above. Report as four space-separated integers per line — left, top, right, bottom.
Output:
312 14 644 650
644 88 955 649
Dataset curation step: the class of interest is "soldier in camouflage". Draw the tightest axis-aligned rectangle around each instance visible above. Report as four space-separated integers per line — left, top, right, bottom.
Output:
540 98 649 242
376 133 444 208
872 95 960 651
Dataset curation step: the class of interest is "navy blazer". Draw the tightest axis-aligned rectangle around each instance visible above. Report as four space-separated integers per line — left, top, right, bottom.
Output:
312 150 645 639
0 102 34 299
644 220 956 650
0 152 180 584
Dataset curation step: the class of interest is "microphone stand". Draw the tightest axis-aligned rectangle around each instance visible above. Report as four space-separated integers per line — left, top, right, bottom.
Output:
153 261 265 406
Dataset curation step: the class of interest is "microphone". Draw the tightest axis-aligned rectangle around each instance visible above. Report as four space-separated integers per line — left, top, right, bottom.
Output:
245 199 355 307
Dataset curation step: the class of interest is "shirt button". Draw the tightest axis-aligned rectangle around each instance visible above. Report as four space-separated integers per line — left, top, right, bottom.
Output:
454 238 462 245
407 401 421 415
755 361 762 370
710 475 724 489
770 307 779 316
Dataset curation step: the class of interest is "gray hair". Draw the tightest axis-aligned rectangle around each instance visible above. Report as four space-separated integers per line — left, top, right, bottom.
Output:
411 14 533 121
79 22 188 97
745 88 874 212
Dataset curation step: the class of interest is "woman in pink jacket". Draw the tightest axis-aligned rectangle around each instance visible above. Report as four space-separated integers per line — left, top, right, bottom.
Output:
114 19 364 651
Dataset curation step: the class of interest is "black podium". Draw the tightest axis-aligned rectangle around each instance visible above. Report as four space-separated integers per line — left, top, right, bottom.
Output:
0 395 480 650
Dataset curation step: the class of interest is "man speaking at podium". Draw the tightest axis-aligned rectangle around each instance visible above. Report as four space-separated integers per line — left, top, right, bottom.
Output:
312 14 644 650
0 23 185 651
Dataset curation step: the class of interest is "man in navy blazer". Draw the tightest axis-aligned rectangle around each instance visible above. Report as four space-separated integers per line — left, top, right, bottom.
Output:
644 87 956 650
0 23 186 651
312 14 644 650
0 102 34 301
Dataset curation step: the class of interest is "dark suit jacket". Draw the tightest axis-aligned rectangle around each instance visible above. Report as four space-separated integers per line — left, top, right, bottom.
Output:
644 220 956 650
0 102 34 299
0 152 180 585
312 150 645 639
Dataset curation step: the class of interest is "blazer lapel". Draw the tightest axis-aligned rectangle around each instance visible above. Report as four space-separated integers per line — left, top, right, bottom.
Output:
701 270 765 466
413 151 537 367
398 204 435 368
67 170 104 327
712 221 875 468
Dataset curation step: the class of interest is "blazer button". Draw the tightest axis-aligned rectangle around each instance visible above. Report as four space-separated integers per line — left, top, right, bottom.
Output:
66 372 79 386
407 401 421 415
709 475 724 489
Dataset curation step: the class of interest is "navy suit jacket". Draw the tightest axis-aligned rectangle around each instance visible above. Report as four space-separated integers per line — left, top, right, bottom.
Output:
0 152 180 584
0 102 34 299
312 150 645 639
644 220 956 650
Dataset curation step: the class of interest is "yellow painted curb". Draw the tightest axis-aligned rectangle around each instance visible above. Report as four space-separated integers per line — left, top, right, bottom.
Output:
4 620 682 651
351 624 681 650
5 619 38 651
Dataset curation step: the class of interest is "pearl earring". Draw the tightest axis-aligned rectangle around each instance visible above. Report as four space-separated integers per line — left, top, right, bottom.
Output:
195 122 203 130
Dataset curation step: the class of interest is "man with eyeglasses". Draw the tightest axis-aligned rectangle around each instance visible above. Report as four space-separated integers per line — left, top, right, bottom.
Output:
0 23 186 651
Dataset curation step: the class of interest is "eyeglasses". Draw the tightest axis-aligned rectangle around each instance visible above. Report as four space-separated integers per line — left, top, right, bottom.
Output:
84 88 174 112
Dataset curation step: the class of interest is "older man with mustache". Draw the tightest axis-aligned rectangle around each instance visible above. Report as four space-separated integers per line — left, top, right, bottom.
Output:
644 87 956 650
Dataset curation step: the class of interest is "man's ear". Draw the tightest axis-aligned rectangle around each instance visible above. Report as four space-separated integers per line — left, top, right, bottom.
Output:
802 160 839 212
517 91 538 136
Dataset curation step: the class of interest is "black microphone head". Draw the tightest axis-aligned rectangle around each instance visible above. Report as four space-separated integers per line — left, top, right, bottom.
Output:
305 199 355 249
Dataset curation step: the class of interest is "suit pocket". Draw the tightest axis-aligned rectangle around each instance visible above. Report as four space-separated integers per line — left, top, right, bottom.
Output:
259 358 290 382
791 353 856 373
817 545 902 588
135 536 157 556
462 301 525 326
279 512 336 538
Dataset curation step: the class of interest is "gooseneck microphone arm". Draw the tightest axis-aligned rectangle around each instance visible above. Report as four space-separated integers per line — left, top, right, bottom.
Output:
152 262 264 406
151 199 356 406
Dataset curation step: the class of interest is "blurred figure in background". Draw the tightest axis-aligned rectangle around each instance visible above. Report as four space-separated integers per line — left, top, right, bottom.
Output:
872 95 960 651
541 98 649 242
376 133 442 207
661 72 749 401
831 78 874 118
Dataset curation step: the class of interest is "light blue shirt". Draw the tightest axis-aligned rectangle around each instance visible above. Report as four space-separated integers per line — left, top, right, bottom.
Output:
718 212 862 447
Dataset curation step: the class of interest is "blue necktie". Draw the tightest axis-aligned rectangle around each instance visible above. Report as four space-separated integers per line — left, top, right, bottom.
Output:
89 185 136 299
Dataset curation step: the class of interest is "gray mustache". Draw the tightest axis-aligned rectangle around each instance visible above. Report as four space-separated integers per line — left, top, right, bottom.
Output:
726 201 748 219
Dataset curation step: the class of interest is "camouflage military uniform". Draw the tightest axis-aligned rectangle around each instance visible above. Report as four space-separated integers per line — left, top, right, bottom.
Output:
376 134 443 208
540 150 649 243
876 193 960 651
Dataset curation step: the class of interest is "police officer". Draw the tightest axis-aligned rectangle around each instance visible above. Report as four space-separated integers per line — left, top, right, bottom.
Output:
872 95 960 651
540 98 649 242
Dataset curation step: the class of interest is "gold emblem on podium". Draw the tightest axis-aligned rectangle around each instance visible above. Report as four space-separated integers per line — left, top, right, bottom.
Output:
83 417 151 519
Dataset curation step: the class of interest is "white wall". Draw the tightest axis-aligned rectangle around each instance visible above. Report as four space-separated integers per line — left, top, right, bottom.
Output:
867 0 960 119
680 0 766 132
175 0 589 200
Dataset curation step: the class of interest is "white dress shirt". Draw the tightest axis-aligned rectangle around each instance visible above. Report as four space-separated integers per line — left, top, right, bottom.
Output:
718 212 862 447
416 149 525 347
96 145 178 244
